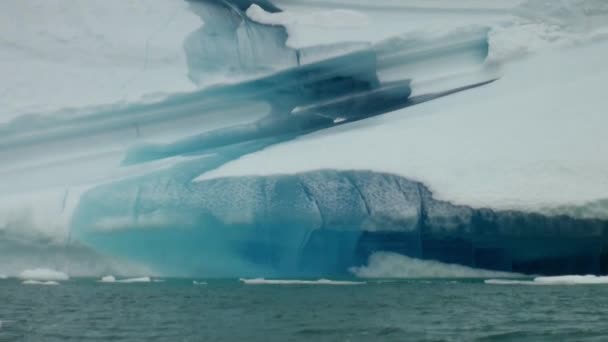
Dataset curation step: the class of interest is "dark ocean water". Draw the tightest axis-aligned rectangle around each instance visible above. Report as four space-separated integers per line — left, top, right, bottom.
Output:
1 278 608 342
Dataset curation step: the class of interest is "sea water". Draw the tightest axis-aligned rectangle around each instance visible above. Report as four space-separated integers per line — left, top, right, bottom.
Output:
2 278 608 341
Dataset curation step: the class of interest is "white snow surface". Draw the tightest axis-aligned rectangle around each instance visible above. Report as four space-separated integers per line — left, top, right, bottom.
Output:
487 0 608 64
200 40 608 212
0 0 201 123
249 1 513 49
251 0 608 63
351 252 519 278
18 268 69 281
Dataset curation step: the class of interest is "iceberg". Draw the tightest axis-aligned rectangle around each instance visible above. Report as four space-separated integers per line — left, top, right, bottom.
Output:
486 275 608 285
1 0 608 278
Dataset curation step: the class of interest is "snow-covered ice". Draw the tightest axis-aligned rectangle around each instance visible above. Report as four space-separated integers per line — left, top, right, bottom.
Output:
116 277 152 283
200 40 608 213
259 0 516 49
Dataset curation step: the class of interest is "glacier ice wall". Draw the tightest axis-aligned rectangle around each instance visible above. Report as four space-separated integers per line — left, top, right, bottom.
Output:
72 170 608 277
184 0 298 86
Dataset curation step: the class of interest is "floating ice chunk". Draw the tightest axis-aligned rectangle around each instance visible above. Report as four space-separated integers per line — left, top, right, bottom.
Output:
0 274 7 279
18 268 69 281
486 275 608 285
240 278 365 285
202 40 608 213
100 275 116 283
534 275 608 285
22 280 60 286
0 0 200 122
99 276 152 283
116 277 151 283
251 1 511 49
193 280 207 286
351 252 519 278
484 279 537 285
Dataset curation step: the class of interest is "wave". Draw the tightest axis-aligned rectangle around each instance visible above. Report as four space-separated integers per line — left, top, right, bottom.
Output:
351 252 520 278
2 0 608 279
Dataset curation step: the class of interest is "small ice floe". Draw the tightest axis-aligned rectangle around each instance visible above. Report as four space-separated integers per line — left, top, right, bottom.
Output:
22 280 60 286
193 280 207 285
100 275 116 283
484 279 537 285
486 275 608 286
239 278 365 285
117 277 151 283
99 275 151 283
0 274 7 280
18 268 69 282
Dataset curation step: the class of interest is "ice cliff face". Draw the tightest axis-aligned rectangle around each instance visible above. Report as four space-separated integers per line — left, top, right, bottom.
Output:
72 170 608 277
1 0 608 277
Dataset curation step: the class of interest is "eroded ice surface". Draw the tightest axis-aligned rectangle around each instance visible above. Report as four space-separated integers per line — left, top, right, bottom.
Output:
72 170 608 277
201 40 608 212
